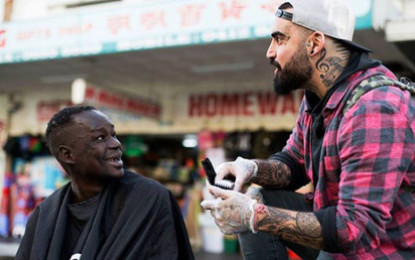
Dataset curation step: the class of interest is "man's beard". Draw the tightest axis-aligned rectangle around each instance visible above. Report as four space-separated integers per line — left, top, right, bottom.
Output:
273 46 313 95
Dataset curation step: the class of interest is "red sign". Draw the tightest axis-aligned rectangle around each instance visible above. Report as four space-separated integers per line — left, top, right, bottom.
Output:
84 86 161 119
58 23 93 37
17 28 51 41
140 10 167 31
260 3 277 13
178 4 205 27
219 0 247 20
107 14 131 35
188 91 299 118
37 100 73 122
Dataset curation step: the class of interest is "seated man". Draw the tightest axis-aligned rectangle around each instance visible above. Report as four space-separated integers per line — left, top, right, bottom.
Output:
15 106 194 260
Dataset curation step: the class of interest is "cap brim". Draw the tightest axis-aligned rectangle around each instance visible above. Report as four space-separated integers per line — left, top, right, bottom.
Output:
339 39 372 53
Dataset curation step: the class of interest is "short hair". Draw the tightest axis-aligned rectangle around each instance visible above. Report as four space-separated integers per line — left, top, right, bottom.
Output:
45 106 96 145
279 2 293 10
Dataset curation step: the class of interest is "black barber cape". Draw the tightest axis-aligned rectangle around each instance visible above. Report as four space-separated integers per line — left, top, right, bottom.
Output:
15 171 195 260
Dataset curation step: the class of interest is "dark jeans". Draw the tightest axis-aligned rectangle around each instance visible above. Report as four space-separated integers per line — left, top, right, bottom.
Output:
238 189 321 260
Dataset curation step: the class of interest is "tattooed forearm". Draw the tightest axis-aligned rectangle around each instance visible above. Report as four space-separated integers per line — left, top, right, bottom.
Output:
251 160 291 188
256 205 323 249
296 212 321 238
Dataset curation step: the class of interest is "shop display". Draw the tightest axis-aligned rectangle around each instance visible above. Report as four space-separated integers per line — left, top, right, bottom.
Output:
0 173 13 237
29 157 68 198
9 173 35 238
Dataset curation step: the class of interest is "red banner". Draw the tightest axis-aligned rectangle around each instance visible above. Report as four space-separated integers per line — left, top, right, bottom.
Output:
188 91 299 118
84 86 161 120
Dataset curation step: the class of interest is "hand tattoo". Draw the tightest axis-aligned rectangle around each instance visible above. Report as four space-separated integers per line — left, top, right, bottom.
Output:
210 194 255 235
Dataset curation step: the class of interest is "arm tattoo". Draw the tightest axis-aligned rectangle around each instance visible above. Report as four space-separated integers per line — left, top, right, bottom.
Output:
315 47 347 88
296 213 321 238
256 206 323 249
251 160 291 188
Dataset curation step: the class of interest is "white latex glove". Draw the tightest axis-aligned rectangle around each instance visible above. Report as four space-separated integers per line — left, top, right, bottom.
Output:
215 156 258 192
201 185 257 235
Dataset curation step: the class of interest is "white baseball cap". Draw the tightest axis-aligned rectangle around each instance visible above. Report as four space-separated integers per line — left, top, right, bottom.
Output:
277 0 371 52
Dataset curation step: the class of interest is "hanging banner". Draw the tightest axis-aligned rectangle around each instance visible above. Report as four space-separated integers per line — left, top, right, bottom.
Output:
10 88 162 136
171 89 303 132
77 85 162 120
0 0 373 64
37 100 73 122
188 91 298 117
9 86 302 135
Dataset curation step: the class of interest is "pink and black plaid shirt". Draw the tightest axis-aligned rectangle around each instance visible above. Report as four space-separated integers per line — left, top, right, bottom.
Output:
279 64 415 259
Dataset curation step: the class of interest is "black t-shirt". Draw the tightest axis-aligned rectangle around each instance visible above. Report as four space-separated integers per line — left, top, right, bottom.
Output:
60 193 99 260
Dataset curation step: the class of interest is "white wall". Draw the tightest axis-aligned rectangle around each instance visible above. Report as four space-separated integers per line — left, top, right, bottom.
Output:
402 0 415 17
0 0 4 22
11 0 49 20
372 0 402 30
9 89 71 136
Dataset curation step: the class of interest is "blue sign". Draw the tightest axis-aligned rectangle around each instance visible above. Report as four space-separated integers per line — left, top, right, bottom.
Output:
351 0 373 29
0 0 374 64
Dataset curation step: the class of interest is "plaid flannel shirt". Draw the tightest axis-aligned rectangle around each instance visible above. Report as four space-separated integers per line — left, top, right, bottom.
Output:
276 65 415 259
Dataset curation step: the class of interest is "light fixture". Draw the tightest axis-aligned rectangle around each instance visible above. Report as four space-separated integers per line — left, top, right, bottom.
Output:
71 78 87 104
182 134 198 148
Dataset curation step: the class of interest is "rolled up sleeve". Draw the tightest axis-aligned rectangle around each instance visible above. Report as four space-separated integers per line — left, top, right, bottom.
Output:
270 99 310 190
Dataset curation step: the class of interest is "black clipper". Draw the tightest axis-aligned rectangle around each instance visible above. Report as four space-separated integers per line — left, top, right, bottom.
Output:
201 158 235 190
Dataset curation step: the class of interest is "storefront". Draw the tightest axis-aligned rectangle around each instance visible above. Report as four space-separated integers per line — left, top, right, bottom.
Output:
0 81 300 252
1 0 413 254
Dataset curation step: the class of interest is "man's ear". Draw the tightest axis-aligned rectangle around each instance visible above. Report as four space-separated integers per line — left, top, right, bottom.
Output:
307 31 326 56
57 145 75 164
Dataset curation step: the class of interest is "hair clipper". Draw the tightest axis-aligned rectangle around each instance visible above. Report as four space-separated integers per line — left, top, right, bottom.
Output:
201 158 235 190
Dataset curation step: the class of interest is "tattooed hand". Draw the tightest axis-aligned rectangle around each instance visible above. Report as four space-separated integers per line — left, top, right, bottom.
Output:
201 186 257 235
215 157 258 192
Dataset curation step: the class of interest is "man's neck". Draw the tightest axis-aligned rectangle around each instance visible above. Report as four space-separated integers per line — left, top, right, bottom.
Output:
309 45 350 98
70 177 107 203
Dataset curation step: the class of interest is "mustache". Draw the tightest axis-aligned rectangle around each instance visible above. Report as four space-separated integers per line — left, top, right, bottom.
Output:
269 59 282 71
